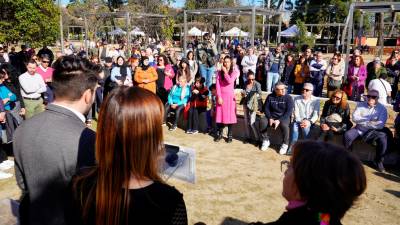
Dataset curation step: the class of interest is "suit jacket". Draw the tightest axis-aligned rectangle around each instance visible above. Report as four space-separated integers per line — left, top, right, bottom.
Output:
13 104 96 225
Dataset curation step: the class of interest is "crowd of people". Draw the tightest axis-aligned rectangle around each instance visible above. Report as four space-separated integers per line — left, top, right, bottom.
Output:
0 32 397 224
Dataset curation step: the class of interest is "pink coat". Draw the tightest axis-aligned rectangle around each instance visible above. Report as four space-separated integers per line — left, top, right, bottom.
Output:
347 65 367 92
155 64 175 91
36 66 54 82
215 68 239 124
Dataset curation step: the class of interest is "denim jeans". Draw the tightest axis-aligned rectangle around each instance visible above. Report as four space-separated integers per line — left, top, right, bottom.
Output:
267 72 280 92
199 64 215 88
291 122 312 145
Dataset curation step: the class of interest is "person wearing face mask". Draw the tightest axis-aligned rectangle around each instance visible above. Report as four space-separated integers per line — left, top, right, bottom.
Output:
134 56 158 93
111 56 132 87
344 89 388 172
249 141 367 225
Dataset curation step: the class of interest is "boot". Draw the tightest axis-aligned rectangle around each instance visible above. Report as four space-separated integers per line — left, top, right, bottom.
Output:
214 128 223 142
226 126 233 143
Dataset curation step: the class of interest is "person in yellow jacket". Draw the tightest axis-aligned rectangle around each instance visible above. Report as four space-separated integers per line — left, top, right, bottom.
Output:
134 56 158 93
293 56 310 94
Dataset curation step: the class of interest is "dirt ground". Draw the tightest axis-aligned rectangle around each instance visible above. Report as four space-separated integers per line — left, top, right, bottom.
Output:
0 128 399 225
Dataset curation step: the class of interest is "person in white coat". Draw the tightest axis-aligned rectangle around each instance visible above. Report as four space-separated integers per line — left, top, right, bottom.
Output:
241 47 258 85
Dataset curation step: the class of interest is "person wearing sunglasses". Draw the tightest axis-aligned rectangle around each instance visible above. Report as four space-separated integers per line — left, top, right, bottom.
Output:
249 141 366 225
326 53 345 98
319 90 352 142
288 83 320 155
36 54 54 104
344 89 388 172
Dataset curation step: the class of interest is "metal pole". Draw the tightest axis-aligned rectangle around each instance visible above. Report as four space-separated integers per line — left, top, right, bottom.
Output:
344 4 354 81
126 12 131 57
378 12 384 58
251 7 256 47
58 0 64 54
277 12 282 44
84 15 88 52
261 1 265 41
267 0 271 45
358 12 364 48
184 10 188 53
218 16 222 52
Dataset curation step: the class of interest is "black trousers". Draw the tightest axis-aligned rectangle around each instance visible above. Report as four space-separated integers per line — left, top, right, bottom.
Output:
187 107 206 131
164 104 185 126
260 118 290 145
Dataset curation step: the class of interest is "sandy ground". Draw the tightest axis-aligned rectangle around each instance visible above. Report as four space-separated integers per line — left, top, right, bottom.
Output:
0 128 399 225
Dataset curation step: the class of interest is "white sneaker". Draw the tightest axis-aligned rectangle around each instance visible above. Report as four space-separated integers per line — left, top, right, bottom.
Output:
261 140 270 151
2 160 14 167
0 171 12 179
279 144 289 155
0 162 12 170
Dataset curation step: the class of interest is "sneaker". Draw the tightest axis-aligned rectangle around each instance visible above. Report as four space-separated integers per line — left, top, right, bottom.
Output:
374 160 386 173
279 144 289 155
162 123 167 127
260 140 270 151
2 160 14 167
169 125 177 131
0 162 12 171
191 130 199 134
0 171 12 180
186 129 193 134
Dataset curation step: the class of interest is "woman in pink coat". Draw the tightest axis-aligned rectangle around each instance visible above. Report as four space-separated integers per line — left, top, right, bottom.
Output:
346 55 367 101
214 56 239 143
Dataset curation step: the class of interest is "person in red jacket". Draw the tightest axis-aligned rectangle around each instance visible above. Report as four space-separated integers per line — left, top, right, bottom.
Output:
186 77 209 134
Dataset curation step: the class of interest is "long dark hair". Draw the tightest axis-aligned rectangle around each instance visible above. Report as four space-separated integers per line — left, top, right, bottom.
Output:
116 56 128 77
73 87 165 225
178 58 191 82
290 141 367 221
221 55 234 82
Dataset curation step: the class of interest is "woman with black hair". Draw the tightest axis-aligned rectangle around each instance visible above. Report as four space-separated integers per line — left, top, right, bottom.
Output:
155 54 175 103
134 56 158 93
0 64 25 120
176 58 192 85
214 56 239 143
111 56 132 87
250 141 367 225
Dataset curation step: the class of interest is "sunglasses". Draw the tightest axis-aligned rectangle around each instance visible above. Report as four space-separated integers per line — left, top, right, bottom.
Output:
333 58 338 60
332 96 342 100
366 95 378 99
302 88 312 92
42 61 50 63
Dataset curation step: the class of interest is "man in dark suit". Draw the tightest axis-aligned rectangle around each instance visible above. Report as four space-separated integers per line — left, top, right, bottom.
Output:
13 56 99 225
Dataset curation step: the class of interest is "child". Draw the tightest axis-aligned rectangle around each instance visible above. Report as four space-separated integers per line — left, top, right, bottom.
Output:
187 77 209 134
207 84 217 135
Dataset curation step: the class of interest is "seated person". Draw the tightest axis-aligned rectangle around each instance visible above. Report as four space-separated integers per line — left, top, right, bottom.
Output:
186 77 209 134
394 92 400 144
164 76 190 131
260 82 294 153
319 90 352 142
289 83 320 154
344 89 388 172
249 141 367 225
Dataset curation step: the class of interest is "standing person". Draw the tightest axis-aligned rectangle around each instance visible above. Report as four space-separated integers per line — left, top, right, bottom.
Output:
326 53 345 98
346 55 367 101
249 141 367 225
102 57 115 99
385 55 400 99
214 56 239 143
18 60 47 119
13 56 97 225
241 71 262 144
187 77 209 134
281 54 296 94
134 56 158 93
71 87 188 225
241 47 258 85
187 51 198 79
292 56 310 95
303 47 314 65
319 90 352 142
344 89 388 172
111 56 132 87
309 52 327 97
155 54 175 103
176 58 192 84
265 46 285 92
196 33 218 88
164 76 191 131
368 73 392 105
394 92 400 145
36 54 55 104
16 45 30 74
0 64 26 118
260 82 294 152
366 57 387 88
289 83 320 153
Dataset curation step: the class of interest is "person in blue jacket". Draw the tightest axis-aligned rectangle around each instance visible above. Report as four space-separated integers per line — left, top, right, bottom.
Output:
164 75 191 131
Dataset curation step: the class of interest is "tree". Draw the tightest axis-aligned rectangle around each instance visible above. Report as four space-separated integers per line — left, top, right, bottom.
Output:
294 20 315 52
0 0 60 47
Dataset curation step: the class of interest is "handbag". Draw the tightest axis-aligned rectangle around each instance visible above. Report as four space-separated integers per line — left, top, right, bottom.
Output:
378 79 392 104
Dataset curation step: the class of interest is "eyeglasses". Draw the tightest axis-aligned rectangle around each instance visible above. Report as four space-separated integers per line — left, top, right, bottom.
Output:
332 58 338 60
332 96 342 100
275 88 285 91
248 78 255 81
42 61 50 63
281 160 290 172
302 88 312 92
366 95 378 99
158 59 164 61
